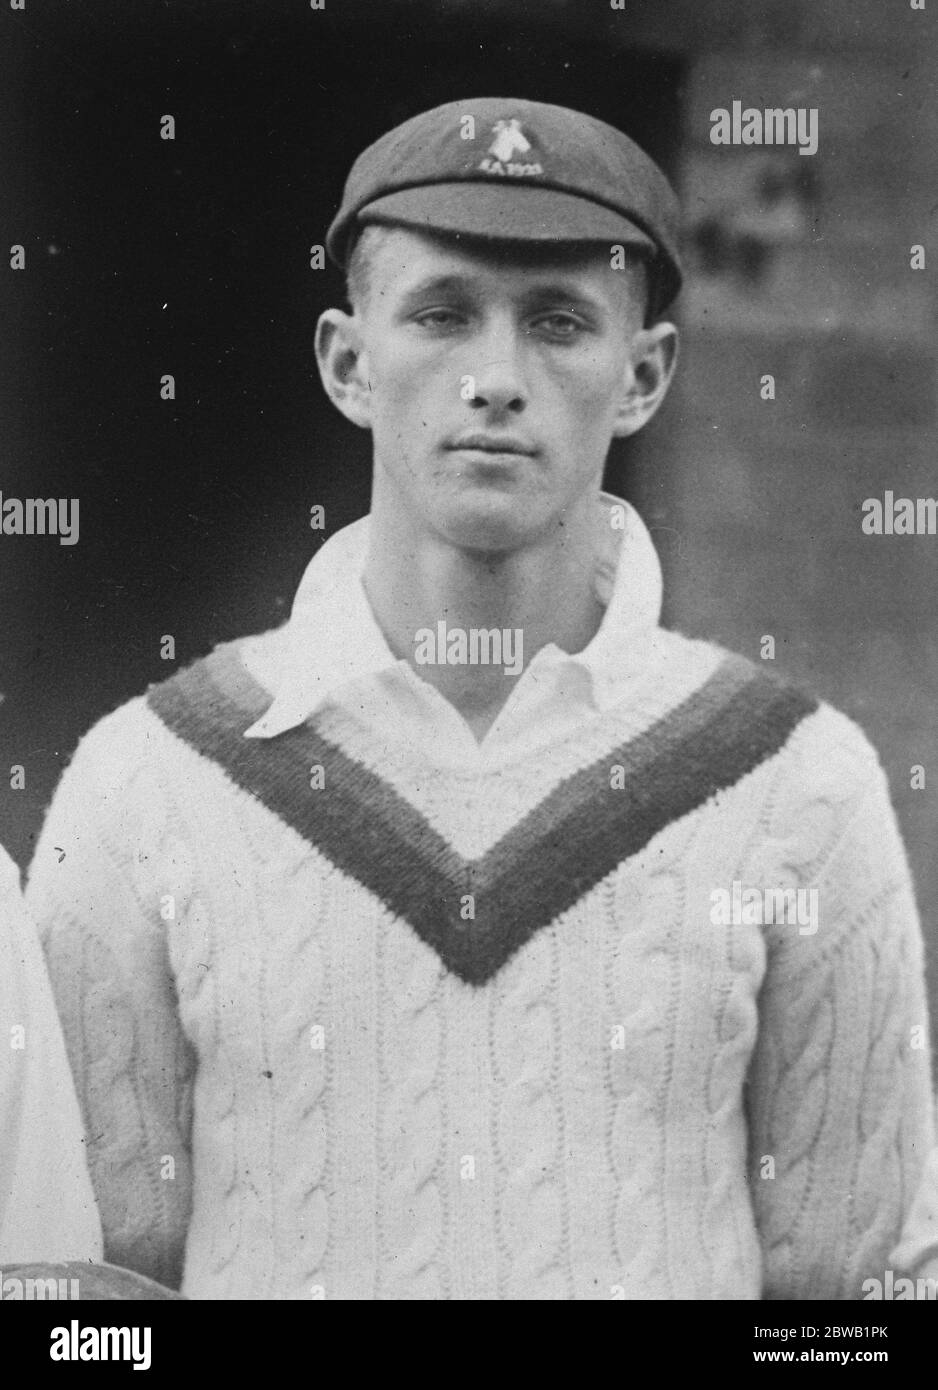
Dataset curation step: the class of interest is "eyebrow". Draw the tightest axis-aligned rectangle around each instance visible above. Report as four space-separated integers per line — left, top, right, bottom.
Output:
519 282 606 315
397 274 476 308
395 273 608 316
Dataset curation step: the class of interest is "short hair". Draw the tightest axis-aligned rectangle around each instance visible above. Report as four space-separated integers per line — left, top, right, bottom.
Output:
345 224 386 313
345 223 657 325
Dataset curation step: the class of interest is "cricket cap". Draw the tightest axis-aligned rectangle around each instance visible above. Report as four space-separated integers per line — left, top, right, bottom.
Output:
325 96 683 314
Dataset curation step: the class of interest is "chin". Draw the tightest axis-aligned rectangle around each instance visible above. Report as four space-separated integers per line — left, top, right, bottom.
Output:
433 490 547 554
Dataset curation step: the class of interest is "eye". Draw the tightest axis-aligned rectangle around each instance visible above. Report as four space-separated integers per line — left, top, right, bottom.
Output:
530 312 587 341
412 307 465 331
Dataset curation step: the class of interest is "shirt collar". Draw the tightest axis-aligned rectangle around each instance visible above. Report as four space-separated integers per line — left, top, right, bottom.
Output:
243 490 663 739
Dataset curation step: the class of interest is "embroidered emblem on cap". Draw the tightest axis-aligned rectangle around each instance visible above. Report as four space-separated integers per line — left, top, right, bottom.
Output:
478 118 544 178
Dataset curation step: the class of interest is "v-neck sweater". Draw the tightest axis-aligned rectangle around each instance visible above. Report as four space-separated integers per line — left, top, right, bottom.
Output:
25 632 936 1299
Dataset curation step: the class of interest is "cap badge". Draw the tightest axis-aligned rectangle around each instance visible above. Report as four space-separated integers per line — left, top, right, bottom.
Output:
478 118 544 178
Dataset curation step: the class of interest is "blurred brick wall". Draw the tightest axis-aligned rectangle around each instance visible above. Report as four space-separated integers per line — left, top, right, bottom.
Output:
619 4 938 1002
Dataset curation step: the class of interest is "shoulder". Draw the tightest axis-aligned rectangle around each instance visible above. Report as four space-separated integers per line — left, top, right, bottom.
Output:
53 625 285 805
658 629 889 815
769 682 886 809
651 628 823 743
667 629 875 749
691 647 903 896
27 631 278 898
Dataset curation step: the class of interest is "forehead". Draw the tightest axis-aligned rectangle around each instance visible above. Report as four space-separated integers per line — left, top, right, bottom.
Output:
365 226 645 309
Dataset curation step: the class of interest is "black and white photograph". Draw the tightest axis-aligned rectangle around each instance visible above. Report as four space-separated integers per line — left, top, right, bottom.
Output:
1 0 937 1358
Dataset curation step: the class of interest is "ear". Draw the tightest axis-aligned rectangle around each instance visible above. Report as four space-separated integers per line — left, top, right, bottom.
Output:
314 308 373 430
611 321 679 438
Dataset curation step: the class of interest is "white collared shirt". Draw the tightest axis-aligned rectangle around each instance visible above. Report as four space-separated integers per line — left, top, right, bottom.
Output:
241 491 668 768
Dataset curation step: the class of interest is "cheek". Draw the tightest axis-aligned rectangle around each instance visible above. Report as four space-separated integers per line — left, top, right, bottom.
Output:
364 349 453 462
368 341 450 416
550 355 625 430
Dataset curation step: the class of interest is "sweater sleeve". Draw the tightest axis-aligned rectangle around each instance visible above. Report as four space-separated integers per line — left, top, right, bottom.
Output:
889 1143 938 1282
24 705 196 1290
745 713 935 1300
0 845 103 1264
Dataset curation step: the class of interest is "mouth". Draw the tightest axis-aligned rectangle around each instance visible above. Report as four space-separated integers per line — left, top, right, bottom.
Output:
445 434 540 459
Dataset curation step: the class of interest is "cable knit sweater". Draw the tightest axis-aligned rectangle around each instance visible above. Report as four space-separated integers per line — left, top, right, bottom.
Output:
24 625 936 1300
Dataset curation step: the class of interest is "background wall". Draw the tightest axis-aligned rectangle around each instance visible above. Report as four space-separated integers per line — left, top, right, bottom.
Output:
625 2 938 997
2 0 936 1011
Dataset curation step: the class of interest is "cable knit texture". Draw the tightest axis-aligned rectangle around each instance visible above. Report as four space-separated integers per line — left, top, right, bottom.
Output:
25 630 935 1300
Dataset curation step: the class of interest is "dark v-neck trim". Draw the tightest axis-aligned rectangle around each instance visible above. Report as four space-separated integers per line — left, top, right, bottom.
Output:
146 643 817 986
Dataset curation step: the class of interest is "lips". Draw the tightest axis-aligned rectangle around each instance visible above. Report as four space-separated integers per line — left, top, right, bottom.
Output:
447 434 539 456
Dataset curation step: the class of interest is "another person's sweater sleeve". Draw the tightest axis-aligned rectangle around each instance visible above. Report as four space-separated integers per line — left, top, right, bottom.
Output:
25 703 196 1290
0 845 103 1264
746 711 936 1300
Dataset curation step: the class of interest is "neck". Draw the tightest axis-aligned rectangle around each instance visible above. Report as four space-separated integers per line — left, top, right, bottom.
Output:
361 482 606 740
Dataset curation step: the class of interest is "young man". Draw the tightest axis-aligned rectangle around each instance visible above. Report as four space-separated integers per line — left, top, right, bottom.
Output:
26 98 938 1299
0 842 102 1264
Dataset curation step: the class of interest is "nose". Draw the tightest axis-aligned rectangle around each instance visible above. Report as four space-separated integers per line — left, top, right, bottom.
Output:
467 318 527 415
